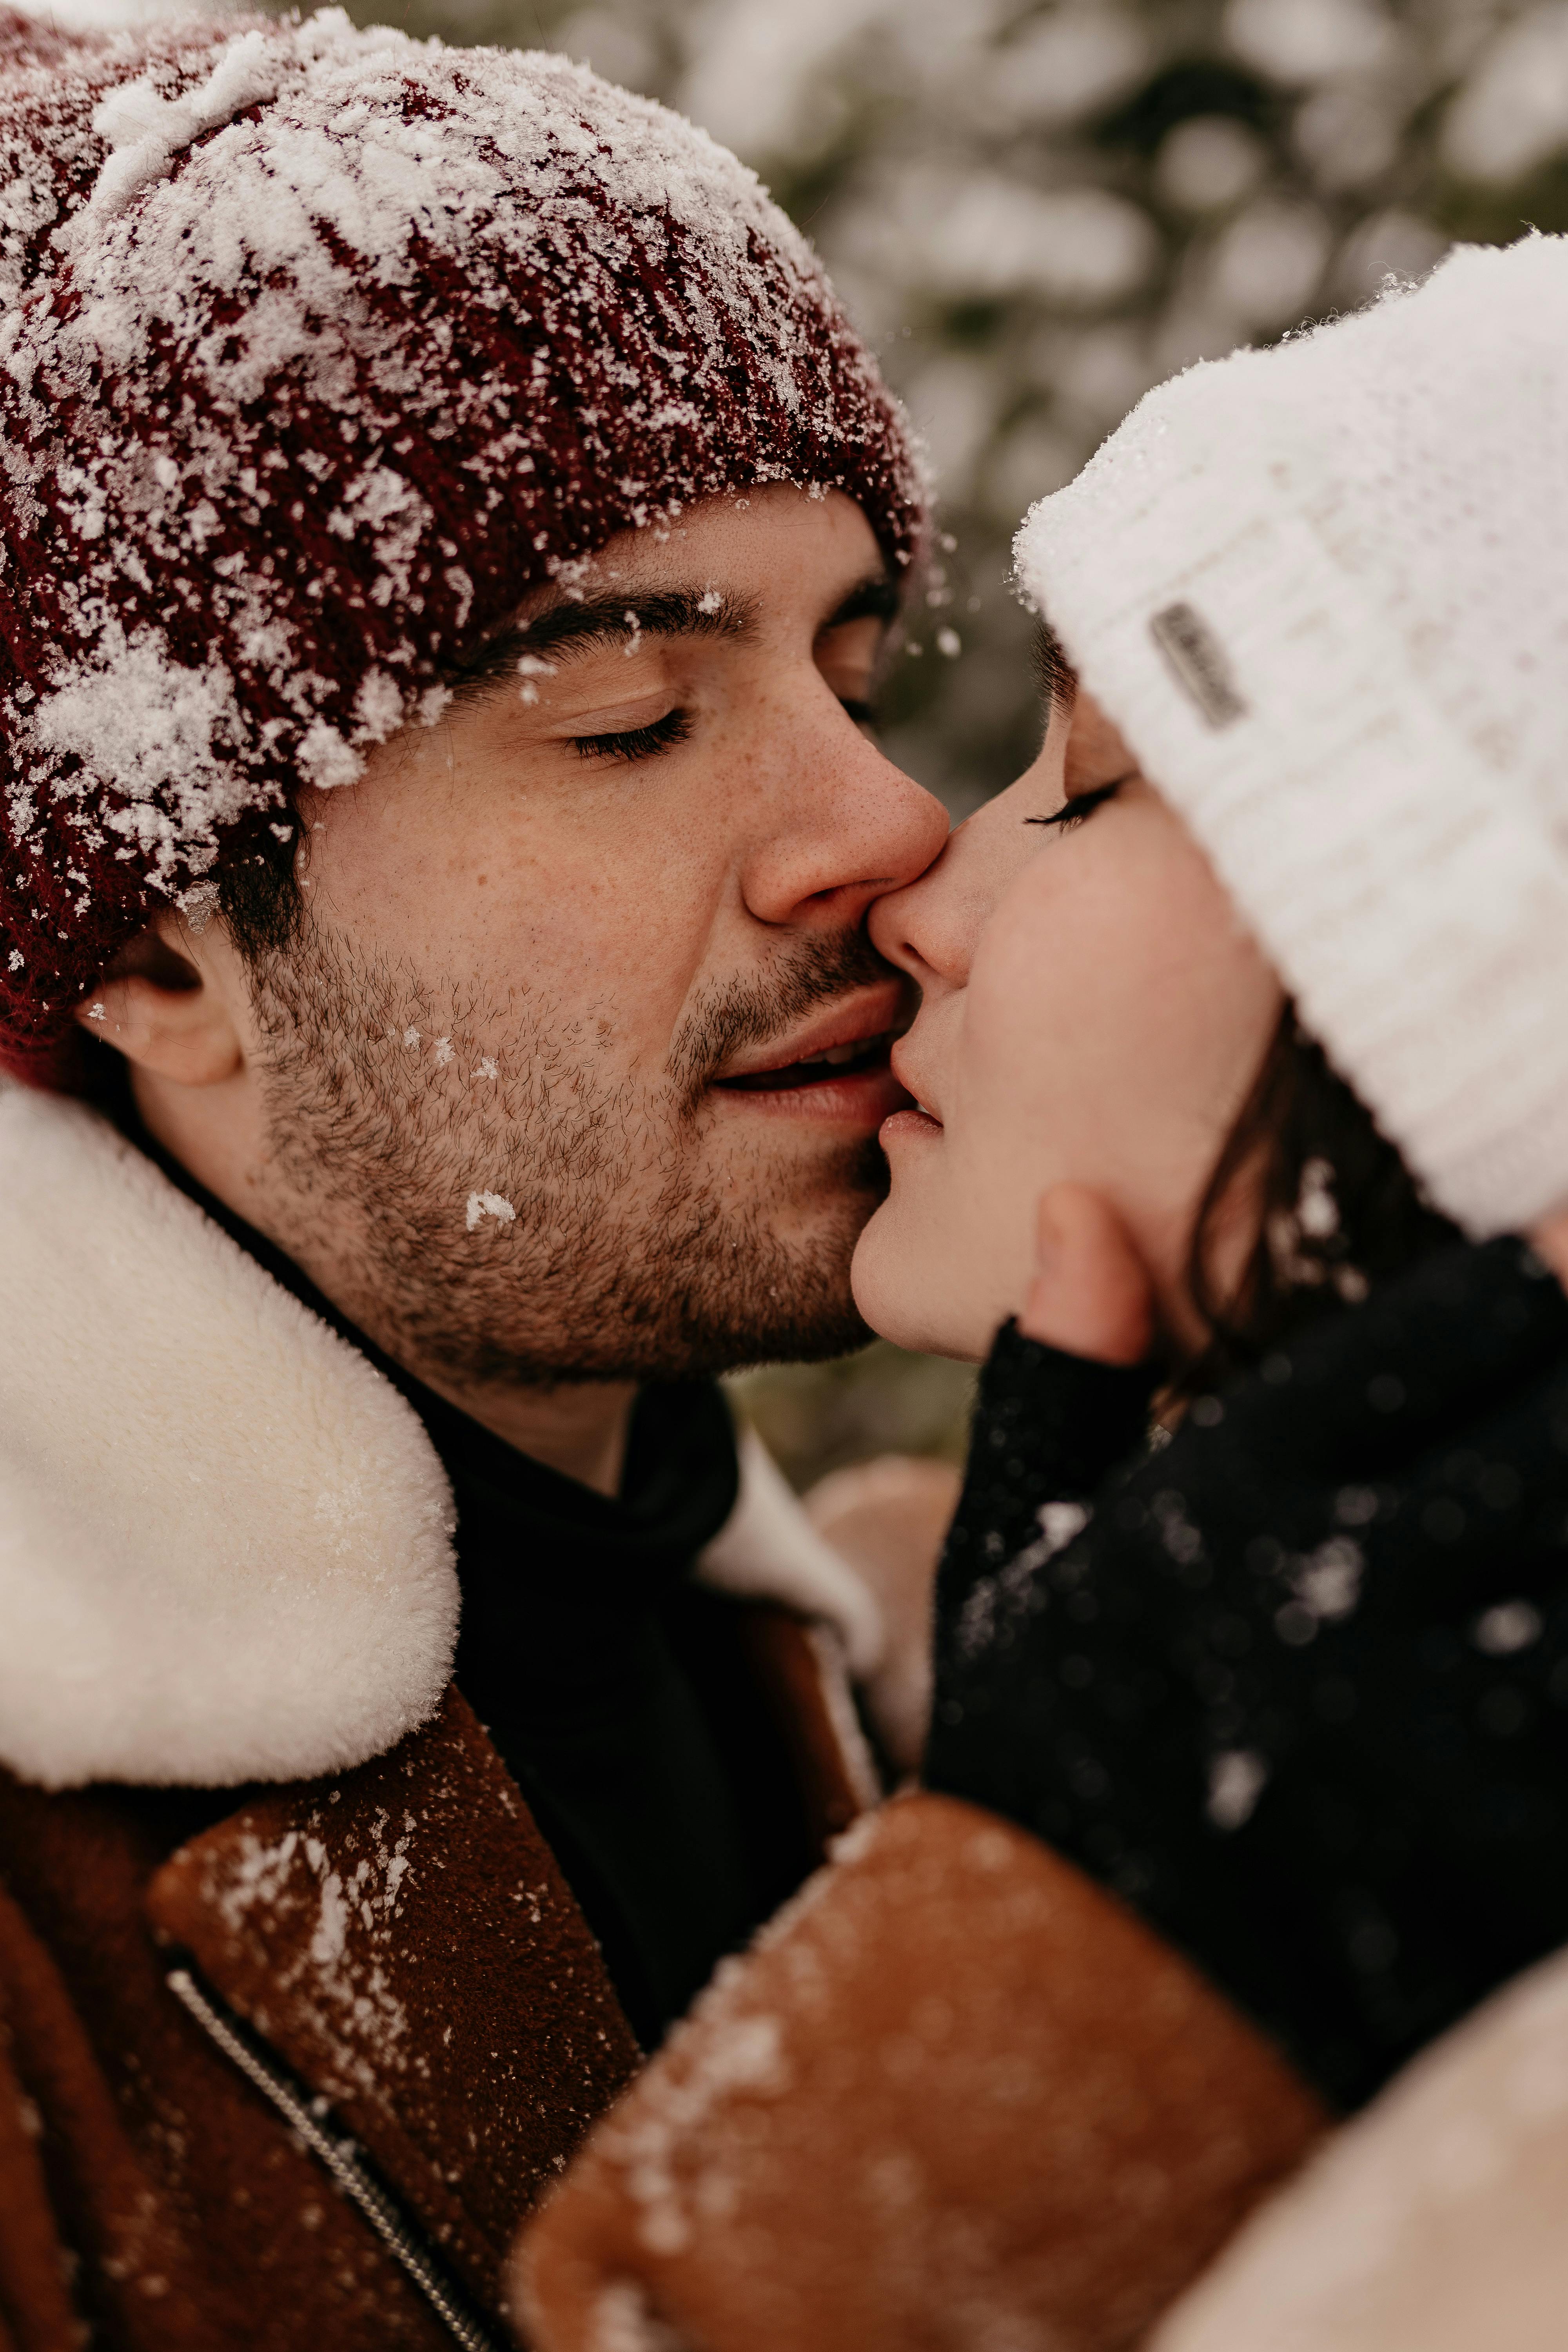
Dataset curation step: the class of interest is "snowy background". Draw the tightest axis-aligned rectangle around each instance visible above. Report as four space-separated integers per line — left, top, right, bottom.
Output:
362 0 1568 1480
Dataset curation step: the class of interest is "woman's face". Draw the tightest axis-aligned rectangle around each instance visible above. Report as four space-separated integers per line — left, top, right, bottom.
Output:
854 688 1284 1360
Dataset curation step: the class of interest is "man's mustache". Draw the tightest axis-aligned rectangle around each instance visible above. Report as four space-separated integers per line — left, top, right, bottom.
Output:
668 931 906 1118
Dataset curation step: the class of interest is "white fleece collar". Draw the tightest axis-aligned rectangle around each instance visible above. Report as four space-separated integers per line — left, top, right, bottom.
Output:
0 1087 881 1793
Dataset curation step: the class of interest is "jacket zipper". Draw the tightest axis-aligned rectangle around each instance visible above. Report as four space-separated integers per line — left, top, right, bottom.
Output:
165 1965 511 2352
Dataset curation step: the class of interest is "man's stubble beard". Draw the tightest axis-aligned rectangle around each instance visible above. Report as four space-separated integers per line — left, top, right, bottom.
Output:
245 917 891 1387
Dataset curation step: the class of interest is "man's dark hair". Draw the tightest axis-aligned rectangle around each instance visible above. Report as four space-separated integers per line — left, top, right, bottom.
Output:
217 811 307 964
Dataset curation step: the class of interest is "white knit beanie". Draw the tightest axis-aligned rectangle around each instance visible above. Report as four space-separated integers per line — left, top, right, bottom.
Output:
1014 233 1568 1239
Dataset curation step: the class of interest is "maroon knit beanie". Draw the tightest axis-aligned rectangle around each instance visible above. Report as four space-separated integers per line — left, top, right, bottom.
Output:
0 7 923 1089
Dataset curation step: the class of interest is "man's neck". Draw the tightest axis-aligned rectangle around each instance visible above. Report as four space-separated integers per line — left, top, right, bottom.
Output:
130 1066 638 1499
411 1365 636 1497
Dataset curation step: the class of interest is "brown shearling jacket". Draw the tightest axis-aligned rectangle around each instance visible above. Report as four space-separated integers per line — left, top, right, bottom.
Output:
0 1088 885 2352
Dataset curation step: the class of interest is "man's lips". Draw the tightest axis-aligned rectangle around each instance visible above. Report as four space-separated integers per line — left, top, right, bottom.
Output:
715 1031 899 1092
712 982 910 1085
709 982 912 1124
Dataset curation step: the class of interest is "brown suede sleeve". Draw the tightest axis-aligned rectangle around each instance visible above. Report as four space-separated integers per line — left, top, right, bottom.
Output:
512 1791 1328 2352
730 1607 876 1847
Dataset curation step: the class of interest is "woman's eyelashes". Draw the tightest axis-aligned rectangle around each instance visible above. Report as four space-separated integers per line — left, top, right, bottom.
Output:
570 707 692 763
1026 776 1127 831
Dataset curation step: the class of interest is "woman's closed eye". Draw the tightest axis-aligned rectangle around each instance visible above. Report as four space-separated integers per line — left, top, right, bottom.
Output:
1025 776 1128 831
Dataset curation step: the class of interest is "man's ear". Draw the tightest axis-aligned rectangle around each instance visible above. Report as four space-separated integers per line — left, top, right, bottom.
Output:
76 911 244 1086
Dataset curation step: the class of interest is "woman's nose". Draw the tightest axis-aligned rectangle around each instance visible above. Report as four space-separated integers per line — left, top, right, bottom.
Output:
869 771 1053 983
869 799 1007 987
868 864 943 983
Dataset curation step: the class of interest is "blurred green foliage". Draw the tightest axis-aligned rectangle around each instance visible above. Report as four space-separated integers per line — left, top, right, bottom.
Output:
729 1342 976 1494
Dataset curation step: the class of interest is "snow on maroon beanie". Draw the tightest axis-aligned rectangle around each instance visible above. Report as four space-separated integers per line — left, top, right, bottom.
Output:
0 6 924 1088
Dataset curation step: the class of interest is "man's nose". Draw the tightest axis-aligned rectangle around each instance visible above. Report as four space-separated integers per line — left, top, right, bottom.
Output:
739 707 950 933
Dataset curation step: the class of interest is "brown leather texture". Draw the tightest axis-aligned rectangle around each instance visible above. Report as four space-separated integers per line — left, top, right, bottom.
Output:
513 1789 1329 2352
148 1688 642 2309
730 1606 874 1847
0 1609 867 2350
0 1692 639 2350
0 1768 448 2351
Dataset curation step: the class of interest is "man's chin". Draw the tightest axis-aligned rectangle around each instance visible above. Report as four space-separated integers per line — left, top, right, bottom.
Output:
331 1129 891 1390
647 1202 880 1380
586 1154 886 1382
689 1293 874 1380
524 1276 873 1387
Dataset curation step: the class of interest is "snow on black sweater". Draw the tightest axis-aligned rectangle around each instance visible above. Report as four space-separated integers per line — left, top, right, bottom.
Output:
924 1238 1568 2109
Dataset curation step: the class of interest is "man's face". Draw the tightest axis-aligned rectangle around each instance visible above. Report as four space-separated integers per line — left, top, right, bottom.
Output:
241 487 949 1385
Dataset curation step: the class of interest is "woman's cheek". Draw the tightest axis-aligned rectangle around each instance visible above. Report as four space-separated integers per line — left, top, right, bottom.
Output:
961 906 1074 1163
947 1087 1054 1323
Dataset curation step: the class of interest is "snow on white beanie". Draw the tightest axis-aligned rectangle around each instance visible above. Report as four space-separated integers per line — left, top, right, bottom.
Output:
1015 233 1568 1240
0 6 921 1088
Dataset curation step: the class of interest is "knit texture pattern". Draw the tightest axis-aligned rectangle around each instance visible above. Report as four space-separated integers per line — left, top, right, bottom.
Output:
927 1243 1568 2108
1016 234 1568 1239
0 5 922 1085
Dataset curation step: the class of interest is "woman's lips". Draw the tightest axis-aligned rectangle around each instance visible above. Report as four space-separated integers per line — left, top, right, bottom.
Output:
880 1104 944 1144
885 1040 942 1138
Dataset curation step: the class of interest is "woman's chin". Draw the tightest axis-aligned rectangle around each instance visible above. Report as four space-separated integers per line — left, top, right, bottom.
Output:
851 1196 991 1363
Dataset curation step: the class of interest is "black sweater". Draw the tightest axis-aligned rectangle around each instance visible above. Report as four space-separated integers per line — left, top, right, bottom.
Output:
924 1238 1568 2109
438 1379 817 2049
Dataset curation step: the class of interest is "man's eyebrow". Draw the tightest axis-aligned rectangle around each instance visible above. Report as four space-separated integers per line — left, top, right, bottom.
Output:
819 572 901 634
446 587 757 705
